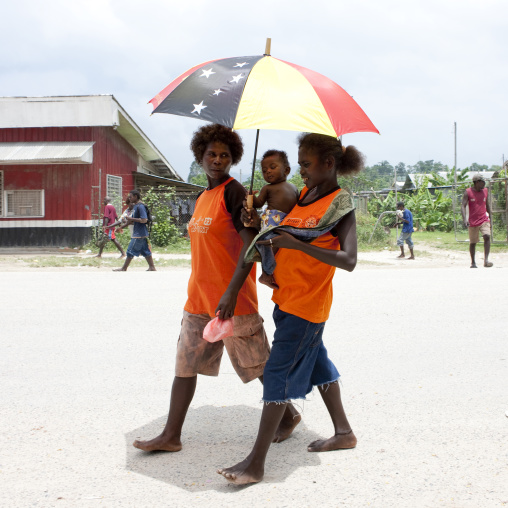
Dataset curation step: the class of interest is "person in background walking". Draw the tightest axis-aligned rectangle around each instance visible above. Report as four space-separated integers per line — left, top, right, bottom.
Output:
96 197 125 258
461 173 493 268
114 190 156 272
396 201 415 260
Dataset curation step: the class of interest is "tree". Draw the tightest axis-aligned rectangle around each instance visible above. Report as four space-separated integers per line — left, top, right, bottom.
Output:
187 161 203 183
189 173 208 187
289 172 305 191
395 162 408 178
241 159 264 191
469 162 488 172
371 160 394 176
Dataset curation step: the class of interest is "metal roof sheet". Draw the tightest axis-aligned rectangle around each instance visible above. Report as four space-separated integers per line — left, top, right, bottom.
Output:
0 141 94 164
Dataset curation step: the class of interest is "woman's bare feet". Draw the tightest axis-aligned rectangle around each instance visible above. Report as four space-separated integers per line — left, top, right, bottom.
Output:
273 410 301 443
217 457 263 485
307 430 357 452
132 434 182 452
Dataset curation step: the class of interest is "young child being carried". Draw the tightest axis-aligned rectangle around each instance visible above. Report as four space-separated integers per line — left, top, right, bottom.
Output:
250 150 299 287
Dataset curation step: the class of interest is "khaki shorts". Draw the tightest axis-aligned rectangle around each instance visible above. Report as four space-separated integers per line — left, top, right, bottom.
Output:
175 311 270 383
469 222 491 243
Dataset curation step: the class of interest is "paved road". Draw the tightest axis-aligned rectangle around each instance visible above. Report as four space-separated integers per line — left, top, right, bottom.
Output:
1 267 507 507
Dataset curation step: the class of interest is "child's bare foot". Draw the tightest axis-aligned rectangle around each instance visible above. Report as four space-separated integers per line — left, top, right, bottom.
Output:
217 458 263 485
484 261 493 267
307 430 357 452
113 268 126 272
132 435 182 452
471 263 478 268
408 256 415 260
94 254 102 258
273 410 301 443
396 254 405 259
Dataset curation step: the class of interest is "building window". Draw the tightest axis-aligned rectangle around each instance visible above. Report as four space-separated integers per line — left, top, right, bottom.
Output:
107 175 123 212
5 190 45 217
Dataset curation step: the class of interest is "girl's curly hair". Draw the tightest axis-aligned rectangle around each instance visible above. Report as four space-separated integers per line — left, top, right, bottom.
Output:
190 124 244 165
297 133 365 177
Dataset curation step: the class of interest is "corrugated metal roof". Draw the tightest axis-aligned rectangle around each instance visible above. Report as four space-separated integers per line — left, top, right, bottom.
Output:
0 142 94 164
0 96 181 179
134 173 205 194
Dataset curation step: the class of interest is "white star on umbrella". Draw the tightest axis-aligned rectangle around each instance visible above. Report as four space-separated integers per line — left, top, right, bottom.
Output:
234 62 247 68
212 89 223 96
230 73 244 84
200 68 215 78
191 101 207 114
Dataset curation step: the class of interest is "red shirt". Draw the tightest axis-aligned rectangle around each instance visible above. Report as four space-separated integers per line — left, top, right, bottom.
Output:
466 187 489 227
103 204 118 231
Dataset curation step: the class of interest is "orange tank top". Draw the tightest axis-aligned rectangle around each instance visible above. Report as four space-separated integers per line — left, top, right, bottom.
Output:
272 187 341 323
184 178 258 317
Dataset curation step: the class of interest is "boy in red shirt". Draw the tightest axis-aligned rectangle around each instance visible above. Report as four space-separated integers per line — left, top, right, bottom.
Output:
461 174 493 268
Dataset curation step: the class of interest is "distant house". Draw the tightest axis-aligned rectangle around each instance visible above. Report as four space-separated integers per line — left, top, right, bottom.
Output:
0 95 201 247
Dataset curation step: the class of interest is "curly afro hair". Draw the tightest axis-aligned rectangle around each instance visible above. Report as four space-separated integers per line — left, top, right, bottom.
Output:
190 124 244 166
262 149 290 168
297 133 365 177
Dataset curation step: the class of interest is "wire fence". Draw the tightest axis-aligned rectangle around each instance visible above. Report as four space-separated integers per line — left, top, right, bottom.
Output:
367 178 508 244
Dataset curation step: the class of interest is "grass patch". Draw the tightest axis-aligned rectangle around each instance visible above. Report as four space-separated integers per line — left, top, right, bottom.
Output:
26 256 191 268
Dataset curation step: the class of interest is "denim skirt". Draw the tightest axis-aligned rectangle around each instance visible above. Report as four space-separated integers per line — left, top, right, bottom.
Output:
262 305 340 403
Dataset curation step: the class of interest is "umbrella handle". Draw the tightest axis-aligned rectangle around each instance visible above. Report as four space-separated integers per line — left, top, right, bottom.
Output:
243 194 254 227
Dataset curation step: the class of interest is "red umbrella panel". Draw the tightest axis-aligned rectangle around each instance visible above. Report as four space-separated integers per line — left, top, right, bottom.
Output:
149 54 379 138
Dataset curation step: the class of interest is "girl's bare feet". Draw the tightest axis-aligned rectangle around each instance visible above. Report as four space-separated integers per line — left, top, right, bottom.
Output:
132 434 182 452
307 430 357 452
273 410 301 443
217 457 263 485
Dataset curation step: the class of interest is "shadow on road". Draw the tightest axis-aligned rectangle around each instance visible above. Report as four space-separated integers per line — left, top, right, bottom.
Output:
126 405 322 491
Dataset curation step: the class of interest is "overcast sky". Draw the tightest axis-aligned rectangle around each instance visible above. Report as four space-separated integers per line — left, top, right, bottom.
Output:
2 0 507 181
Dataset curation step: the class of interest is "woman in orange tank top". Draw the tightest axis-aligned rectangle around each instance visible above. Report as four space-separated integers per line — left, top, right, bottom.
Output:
133 124 299 454
219 133 366 485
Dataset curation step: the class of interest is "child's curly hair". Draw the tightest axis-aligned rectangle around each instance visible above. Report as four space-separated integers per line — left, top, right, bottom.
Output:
190 124 244 165
297 133 365 176
262 149 290 168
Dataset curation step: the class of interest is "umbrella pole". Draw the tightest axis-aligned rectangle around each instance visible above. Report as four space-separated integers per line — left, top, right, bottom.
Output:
246 129 260 210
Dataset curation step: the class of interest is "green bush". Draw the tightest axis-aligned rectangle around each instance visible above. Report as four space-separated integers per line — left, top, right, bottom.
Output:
143 187 181 247
356 212 393 248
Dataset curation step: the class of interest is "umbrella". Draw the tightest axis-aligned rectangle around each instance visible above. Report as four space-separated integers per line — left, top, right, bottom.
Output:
149 39 379 196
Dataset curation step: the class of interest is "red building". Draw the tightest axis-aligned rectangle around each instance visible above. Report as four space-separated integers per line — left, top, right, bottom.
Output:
0 95 190 247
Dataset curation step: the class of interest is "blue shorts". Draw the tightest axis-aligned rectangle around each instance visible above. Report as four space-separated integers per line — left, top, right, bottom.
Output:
126 237 152 258
397 231 414 248
262 305 340 403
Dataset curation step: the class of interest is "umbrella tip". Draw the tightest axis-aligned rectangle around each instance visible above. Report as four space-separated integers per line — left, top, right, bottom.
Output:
264 38 271 56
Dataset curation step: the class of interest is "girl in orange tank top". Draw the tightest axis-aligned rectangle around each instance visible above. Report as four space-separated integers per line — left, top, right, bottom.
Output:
219 133 367 485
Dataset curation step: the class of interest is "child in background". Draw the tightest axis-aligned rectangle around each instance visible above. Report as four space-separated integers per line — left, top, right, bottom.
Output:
250 150 299 287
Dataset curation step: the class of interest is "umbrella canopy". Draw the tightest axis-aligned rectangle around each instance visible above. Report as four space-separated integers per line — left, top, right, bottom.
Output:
149 54 379 138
